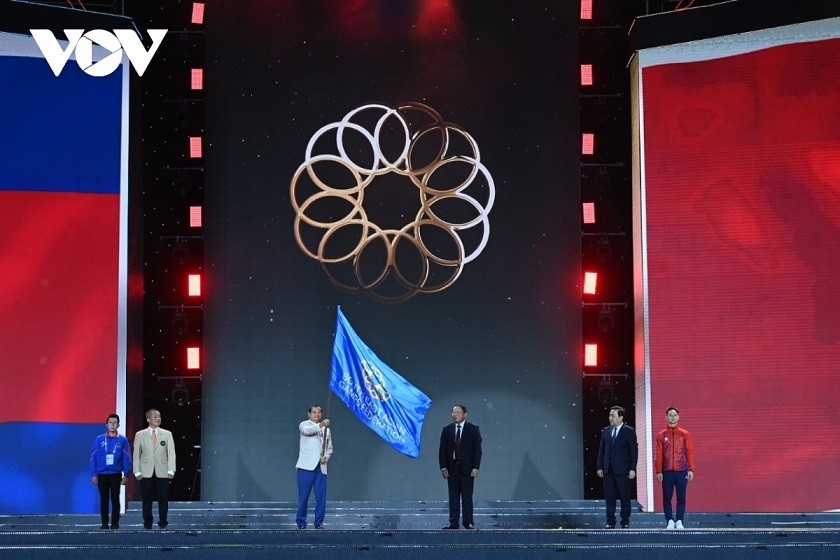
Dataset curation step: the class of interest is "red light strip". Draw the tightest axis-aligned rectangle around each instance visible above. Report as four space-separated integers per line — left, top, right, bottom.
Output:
191 3 205 25
580 0 593 21
581 64 593 86
189 206 202 228
583 202 596 224
582 133 595 155
187 347 200 369
189 136 203 158
188 274 201 297
583 272 598 295
584 343 598 366
191 68 204 90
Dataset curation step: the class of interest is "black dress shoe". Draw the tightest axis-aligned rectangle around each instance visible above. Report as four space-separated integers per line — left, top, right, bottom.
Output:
110 524 119 530
621 522 630 529
100 524 109 530
143 525 152 530
604 523 615 529
442 524 459 530
464 524 476 530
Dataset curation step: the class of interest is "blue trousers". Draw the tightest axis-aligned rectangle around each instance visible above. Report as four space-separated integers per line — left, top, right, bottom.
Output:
661 470 688 521
296 466 327 528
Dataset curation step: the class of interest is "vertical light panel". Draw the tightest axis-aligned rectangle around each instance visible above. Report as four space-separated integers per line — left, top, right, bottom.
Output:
189 205 202 228
582 133 595 155
583 272 598 295
584 343 598 366
191 68 204 90
580 0 593 21
188 274 201 296
191 2 206 25
583 202 596 224
189 136 203 158
187 347 201 369
581 63 593 86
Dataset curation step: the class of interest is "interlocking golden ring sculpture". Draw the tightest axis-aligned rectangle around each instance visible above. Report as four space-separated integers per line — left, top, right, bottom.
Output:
290 103 495 303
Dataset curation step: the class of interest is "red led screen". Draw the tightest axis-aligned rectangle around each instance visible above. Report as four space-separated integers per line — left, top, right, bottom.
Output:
638 36 840 512
0 191 119 424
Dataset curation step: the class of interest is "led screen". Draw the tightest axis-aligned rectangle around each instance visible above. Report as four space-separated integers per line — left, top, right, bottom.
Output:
0 31 127 514
202 1 584 502
634 19 840 512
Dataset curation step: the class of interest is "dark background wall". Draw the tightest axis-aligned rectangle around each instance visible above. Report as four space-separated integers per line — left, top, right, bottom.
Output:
201 0 584 501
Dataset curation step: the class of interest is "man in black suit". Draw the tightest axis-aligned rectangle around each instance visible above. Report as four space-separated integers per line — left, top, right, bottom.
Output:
596 405 638 528
439 404 482 529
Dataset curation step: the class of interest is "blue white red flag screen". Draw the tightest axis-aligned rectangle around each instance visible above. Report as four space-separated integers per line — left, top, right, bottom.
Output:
0 31 127 514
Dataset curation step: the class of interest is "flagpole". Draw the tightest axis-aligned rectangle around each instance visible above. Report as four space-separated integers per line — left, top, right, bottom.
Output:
322 391 332 457
324 328 333 458
325 307 337 420
321 426 329 456
325 360 333 418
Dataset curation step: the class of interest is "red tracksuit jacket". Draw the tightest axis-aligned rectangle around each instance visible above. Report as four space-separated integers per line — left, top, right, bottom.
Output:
655 426 695 473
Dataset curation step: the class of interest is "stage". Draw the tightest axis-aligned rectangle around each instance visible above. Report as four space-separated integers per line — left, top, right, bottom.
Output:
2 501 839 559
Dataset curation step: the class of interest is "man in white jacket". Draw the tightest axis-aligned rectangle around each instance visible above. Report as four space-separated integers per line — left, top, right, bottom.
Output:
295 405 333 529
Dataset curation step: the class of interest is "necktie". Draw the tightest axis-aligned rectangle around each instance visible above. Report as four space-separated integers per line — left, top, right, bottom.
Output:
611 427 617 443
455 425 462 460
152 429 158 446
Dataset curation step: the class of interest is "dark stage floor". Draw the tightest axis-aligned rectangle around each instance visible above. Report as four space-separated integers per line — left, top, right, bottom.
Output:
2 500 839 559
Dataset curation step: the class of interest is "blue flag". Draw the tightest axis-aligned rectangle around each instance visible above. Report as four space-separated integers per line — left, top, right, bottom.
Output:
329 306 432 458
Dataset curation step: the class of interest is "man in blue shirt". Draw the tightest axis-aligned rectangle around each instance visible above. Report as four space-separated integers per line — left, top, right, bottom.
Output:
90 414 132 530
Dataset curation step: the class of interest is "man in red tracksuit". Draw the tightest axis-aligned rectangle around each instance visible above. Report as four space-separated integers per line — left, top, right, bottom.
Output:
654 407 695 529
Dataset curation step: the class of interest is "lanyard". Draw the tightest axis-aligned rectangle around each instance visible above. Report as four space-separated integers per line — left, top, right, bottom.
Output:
104 434 119 454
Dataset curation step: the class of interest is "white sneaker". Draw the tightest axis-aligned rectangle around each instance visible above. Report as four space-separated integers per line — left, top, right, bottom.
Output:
675 520 685 529
666 519 675 529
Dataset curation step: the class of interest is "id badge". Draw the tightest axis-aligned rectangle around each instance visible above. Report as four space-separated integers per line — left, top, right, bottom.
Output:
106 454 115 466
